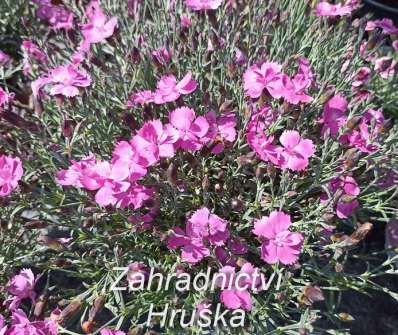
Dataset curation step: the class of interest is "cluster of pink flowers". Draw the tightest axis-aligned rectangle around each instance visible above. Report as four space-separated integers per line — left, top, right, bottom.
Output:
168 207 230 264
57 107 236 209
243 58 314 104
253 211 304 265
0 155 23 197
247 106 315 171
127 71 198 106
322 175 360 219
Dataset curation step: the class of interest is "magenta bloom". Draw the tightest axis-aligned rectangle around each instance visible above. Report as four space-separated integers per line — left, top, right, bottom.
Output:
168 208 230 264
131 120 178 166
33 1 74 30
152 47 173 65
0 155 23 197
203 111 237 153
0 50 11 66
318 94 348 138
365 18 398 35
56 154 97 188
315 1 353 17
0 314 7 335
352 66 371 88
154 72 197 104
185 0 223 11
169 107 210 151
253 211 304 265
374 57 396 79
217 263 263 311
21 40 48 76
80 0 118 46
0 87 15 109
7 309 58 335
6 269 36 310
180 15 192 28
279 130 315 171
32 65 91 97
243 62 282 98
126 90 155 107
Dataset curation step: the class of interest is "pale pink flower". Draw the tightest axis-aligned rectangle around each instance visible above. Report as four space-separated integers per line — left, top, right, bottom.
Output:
6 269 36 310
111 141 148 180
131 120 179 165
315 1 352 17
374 57 396 79
217 263 263 311
318 94 348 138
0 50 11 66
126 90 155 107
243 62 282 98
32 65 91 97
279 130 315 171
253 211 304 265
169 107 210 151
185 0 223 11
80 0 118 45
154 72 197 104
365 18 398 35
0 155 23 197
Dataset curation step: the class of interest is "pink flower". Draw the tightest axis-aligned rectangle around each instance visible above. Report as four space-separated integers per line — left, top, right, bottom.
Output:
253 211 304 265
365 18 398 35
340 109 385 153
152 47 173 66
180 15 192 28
126 90 155 107
131 120 178 166
169 107 209 151
393 41 398 52
217 263 263 310
185 0 223 11
32 65 91 97
0 314 7 335
235 48 247 66
0 50 11 66
315 1 353 17
168 207 230 264
203 111 237 153
34 1 74 30
154 72 197 104
267 73 313 104
21 40 48 76
6 269 36 310
111 141 148 180
127 262 149 287
323 175 360 219
100 329 125 335
318 94 348 138
113 183 154 209
352 66 371 88
374 57 396 79
7 309 58 335
243 62 282 98
279 130 315 171
0 87 15 109
56 154 97 188
80 0 118 45
0 155 23 197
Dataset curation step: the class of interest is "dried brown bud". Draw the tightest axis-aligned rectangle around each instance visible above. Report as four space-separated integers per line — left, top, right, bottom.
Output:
24 220 48 229
89 296 105 321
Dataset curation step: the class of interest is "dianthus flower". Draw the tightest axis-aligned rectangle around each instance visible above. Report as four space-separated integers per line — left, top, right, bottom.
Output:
21 40 48 76
185 0 223 11
0 155 23 197
315 1 353 17
203 111 237 153
154 72 197 104
6 269 36 311
318 94 348 138
365 18 398 35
